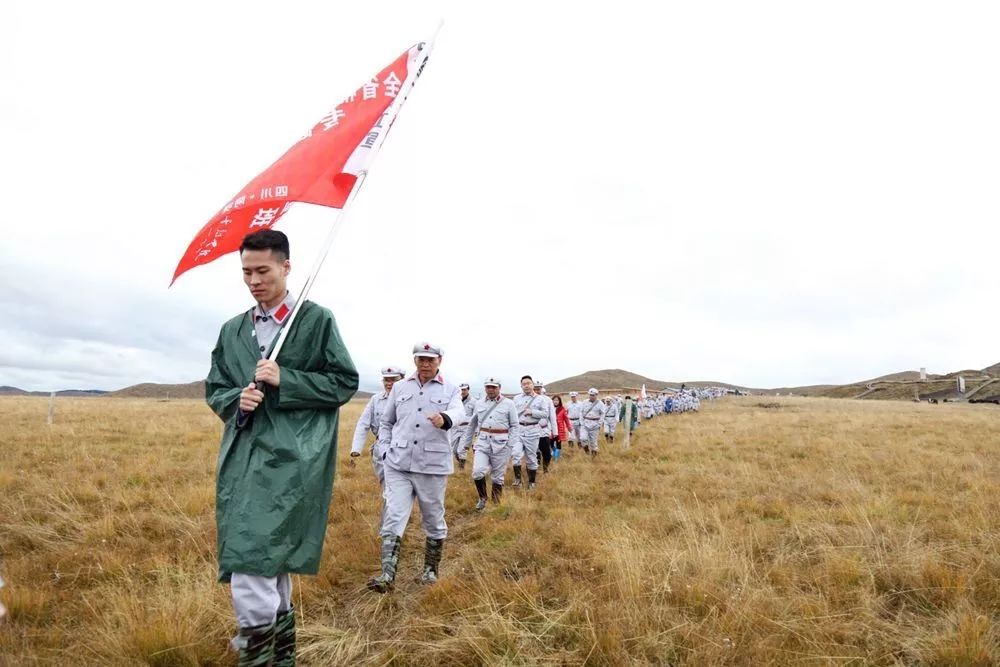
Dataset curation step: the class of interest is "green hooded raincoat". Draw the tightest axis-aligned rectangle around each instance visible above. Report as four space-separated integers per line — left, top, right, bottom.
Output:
206 301 358 582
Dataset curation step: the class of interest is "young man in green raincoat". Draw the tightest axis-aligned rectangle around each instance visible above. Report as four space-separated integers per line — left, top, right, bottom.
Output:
205 230 358 666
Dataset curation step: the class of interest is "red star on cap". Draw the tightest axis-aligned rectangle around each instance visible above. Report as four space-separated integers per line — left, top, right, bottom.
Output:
424 344 431 351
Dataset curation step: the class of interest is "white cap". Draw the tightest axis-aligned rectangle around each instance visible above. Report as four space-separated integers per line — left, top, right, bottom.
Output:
380 366 405 378
588 388 599 396
459 383 470 390
412 342 442 358
483 377 501 387
569 391 578 397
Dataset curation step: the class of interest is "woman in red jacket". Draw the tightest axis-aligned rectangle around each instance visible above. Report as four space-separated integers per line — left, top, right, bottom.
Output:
552 395 571 460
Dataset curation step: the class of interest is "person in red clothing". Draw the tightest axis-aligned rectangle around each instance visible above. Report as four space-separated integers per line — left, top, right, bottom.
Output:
552 395 571 461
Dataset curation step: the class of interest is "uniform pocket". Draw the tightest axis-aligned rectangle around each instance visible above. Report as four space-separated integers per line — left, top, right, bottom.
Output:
424 439 451 453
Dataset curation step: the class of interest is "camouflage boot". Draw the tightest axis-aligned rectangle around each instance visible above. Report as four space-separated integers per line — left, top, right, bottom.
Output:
272 607 296 667
367 535 402 593
420 538 444 584
233 622 275 667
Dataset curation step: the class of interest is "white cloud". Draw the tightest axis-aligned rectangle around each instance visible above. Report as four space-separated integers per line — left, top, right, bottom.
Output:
2 0 998 393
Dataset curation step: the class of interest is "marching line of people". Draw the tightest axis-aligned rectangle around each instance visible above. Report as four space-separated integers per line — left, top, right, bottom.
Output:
350 347 730 601
206 227 728 665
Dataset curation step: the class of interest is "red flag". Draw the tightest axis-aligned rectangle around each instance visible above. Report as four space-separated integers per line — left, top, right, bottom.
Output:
171 44 425 284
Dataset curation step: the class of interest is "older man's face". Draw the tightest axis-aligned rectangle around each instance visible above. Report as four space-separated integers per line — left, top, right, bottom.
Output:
414 355 441 382
382 375 401 393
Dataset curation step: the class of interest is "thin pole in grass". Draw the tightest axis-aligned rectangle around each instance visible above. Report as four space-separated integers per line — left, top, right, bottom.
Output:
47 391 55 426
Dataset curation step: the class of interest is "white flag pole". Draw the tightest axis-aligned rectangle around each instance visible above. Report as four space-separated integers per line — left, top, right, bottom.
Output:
268 25 442 361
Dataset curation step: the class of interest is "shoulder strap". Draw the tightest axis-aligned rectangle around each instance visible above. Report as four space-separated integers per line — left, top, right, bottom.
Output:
479 398 504 426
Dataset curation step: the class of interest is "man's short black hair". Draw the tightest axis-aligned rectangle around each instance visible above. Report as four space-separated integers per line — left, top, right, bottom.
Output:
240 230 289 261
521 375 533 382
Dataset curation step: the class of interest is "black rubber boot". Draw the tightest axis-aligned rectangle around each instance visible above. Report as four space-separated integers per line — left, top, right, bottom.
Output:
512 465 522 487
421 537 444 584
527 468 537 489
272 607 296 667
491 482 503 504
235 622 275 667
367 535 401 593
474 477 488 511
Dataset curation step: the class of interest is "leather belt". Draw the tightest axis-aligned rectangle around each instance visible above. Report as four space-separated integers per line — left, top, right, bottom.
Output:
480 427 509 434
519 421 538 426
584 417 601 421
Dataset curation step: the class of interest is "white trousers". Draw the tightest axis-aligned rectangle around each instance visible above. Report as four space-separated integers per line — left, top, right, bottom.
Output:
231 573 292 628
472 445 511 485
569 420 580 442
381 465 448 540
580 420 601 451
511 431 540 470
450 427 469 461
371 449 385 485
603 420 617 436
371 450 387 531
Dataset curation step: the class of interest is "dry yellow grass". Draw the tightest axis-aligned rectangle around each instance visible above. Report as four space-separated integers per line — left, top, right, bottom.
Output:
1 395 999 665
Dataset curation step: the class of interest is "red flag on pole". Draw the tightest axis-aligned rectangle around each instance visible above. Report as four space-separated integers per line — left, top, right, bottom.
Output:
171 43 427 285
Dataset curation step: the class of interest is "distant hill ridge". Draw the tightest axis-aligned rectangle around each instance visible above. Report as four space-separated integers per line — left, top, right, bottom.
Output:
0 386 107 397
2 361 997 401
546 369 758 394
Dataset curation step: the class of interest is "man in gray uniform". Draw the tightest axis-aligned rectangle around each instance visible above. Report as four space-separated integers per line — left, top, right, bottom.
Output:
450 383 475 470
368 342 465 593
603 394 620 444
350 365 406 530
579 388 605 458
533 380 557 473
512 375 545 489
460 378 520 510
566 391 583 447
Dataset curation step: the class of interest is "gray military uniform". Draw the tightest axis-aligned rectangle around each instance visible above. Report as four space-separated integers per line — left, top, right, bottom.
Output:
378 374 465 541
450 395 476 463
603 397 620 436
579 398 605 451
461 395 520 485
512 391 546 471
351 390 393 484
566 398 583 442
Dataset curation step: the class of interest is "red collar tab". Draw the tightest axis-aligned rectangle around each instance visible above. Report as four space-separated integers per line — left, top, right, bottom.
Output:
274 303 291 323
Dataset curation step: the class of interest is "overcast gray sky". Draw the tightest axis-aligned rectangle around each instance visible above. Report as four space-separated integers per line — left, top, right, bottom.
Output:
2 1 997 393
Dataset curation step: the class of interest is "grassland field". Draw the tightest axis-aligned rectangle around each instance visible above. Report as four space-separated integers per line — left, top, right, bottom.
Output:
1 395 998 665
